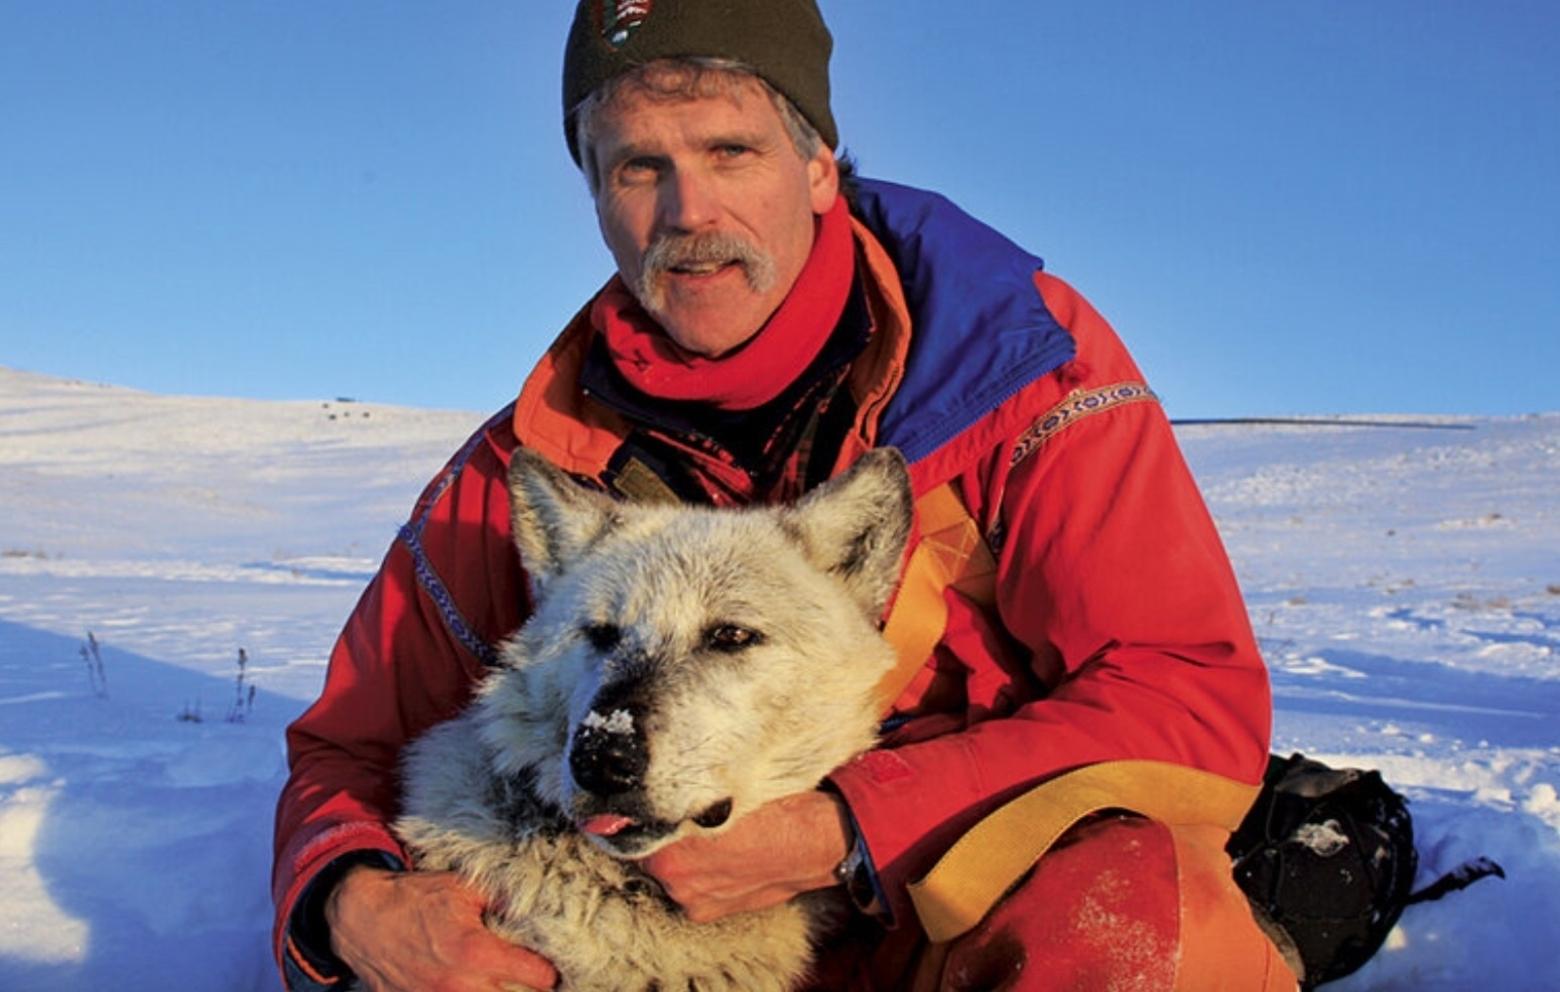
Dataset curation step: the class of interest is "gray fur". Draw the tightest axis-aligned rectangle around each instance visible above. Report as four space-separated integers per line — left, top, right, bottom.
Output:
391 448 913 991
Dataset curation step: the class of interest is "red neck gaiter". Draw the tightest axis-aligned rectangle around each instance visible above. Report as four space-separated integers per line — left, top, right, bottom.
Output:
592 195 853 412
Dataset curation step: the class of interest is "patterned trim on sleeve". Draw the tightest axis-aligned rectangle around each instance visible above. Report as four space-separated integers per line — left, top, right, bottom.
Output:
397 408 513 670
1010 382 1158 467
398 523 503 669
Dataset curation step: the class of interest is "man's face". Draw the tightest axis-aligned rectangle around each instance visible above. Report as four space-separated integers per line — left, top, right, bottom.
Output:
589 75 839 357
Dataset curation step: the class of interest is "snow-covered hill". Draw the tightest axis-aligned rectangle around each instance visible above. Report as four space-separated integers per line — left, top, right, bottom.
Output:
1 366 1555 990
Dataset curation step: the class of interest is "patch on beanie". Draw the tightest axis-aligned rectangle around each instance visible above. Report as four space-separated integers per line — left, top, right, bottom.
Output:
599 0 653 47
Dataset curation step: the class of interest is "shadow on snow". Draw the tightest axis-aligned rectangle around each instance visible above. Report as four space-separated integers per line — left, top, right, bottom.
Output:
0 618 287 992
1272 647 1560 748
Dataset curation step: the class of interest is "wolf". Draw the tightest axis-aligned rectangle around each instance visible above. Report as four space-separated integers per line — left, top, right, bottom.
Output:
389 446 914 992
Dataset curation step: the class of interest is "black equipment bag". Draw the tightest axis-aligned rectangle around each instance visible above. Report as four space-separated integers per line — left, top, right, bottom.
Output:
1227 752 1504 989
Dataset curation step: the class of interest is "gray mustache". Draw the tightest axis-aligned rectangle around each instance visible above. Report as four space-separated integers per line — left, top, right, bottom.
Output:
639 232 775 293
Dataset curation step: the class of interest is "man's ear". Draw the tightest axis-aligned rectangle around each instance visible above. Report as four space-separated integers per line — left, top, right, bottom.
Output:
808 144 840 215
507 448 618 590
783 447 913 618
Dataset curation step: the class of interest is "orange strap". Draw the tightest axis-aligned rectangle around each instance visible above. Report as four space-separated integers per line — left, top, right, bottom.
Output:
875 481 997 713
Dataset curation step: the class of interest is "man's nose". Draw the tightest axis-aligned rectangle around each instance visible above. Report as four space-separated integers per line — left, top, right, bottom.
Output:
657 167 720 232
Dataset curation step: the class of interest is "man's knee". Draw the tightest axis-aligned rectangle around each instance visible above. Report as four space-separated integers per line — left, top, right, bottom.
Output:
938 814 1295 992
940 814 1177 991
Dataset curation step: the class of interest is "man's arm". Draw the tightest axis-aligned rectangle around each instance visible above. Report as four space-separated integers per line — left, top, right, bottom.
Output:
272 420 554 989
272 543 501 988
825 272 1272 924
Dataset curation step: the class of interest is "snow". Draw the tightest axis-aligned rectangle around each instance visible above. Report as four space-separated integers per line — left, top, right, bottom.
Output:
1292 819 1351 858
583 708 637 736
0 364 1555 990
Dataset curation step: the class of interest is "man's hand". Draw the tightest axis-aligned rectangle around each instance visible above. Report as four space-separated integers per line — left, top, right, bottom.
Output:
639 790 852 923
326 866 559 992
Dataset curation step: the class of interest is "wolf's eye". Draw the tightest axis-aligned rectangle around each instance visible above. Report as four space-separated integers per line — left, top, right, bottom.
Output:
582 623 622 652
705 623 762 652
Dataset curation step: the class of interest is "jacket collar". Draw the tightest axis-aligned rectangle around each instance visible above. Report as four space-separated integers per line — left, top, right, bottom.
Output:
512 179 1075 494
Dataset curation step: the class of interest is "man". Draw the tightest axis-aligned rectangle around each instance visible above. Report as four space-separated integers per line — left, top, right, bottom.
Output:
273 3 1296 989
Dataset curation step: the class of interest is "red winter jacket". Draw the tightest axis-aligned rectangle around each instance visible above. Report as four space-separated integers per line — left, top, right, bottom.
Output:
271 185 1271 984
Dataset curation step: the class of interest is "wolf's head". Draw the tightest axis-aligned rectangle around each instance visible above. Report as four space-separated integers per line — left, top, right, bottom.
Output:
474 447 913 858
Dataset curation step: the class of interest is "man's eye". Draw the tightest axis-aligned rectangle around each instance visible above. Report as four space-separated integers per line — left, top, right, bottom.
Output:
614 158 660 183
713 144 751 159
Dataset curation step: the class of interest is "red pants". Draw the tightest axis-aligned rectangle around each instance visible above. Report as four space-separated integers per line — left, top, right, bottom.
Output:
815 815 1297 991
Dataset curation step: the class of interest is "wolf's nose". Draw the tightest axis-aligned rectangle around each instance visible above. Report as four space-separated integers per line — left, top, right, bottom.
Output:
570 710 648 796
692 797 733 829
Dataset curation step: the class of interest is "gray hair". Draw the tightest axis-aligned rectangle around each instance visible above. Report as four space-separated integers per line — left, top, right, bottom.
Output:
572 57 824 195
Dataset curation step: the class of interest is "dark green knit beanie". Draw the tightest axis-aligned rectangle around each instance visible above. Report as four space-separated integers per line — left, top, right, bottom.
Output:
562 0 837 165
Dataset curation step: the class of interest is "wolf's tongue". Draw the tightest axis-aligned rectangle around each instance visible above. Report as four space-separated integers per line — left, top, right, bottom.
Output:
579 813 637 837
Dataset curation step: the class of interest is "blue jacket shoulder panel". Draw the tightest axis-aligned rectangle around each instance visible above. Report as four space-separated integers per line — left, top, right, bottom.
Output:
853 178 1076 464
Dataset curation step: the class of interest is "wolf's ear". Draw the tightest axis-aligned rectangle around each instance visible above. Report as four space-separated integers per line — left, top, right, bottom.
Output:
507 448 618 587
784 447 914 618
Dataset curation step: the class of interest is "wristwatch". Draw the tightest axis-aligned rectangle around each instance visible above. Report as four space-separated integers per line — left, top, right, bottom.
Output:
833 820 885 915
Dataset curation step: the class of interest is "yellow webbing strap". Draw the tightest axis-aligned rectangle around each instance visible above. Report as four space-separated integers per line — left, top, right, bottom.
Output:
876 481 997 713
908 760 1261 944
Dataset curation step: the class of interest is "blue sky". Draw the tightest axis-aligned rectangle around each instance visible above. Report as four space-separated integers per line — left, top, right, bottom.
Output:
3 1 1556 418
